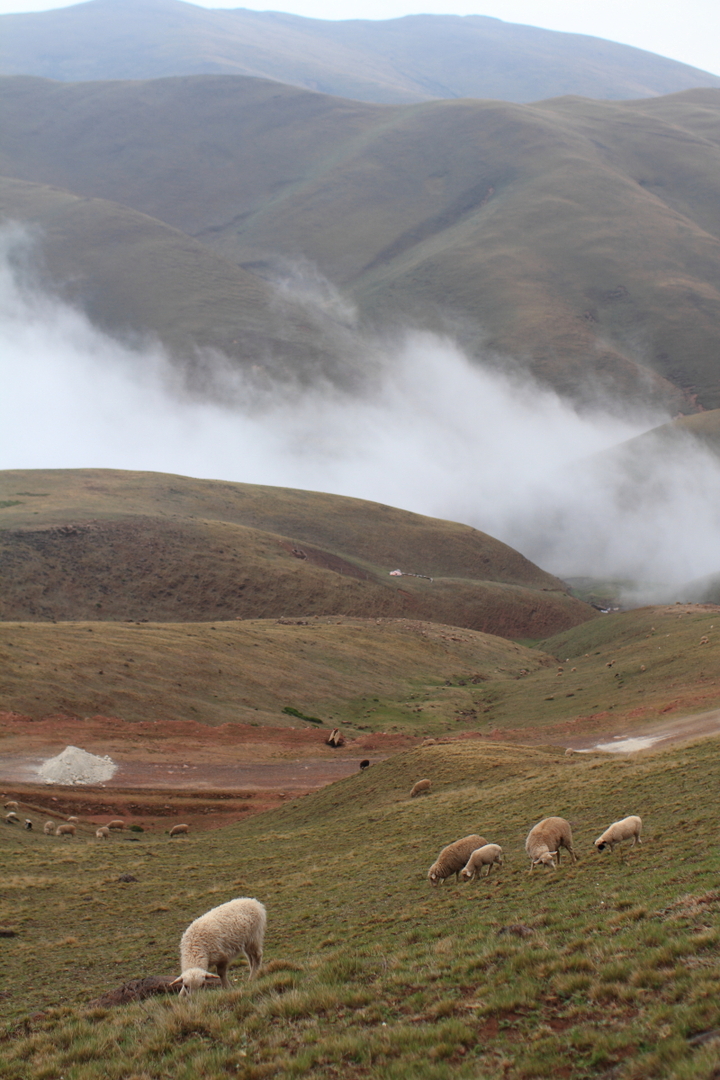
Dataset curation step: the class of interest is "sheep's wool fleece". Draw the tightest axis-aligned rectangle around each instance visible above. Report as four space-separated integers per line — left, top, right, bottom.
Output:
38 746 117 785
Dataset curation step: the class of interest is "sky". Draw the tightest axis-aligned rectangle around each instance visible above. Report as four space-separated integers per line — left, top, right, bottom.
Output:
0 0 719 76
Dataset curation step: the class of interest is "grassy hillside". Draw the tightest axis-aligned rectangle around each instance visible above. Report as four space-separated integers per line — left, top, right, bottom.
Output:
1 601 718 736
1 0 719 103
0 176 364 383
0 617 554 731
0 469 593 638
3 77 720 407
3 735 720 1077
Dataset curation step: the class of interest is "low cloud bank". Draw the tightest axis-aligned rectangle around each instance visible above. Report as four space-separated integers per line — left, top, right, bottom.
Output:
2 226 719 598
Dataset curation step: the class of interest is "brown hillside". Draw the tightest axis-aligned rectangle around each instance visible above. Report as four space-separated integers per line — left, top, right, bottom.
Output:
0 469 595 638
0 176 359 383
2 77 720 407
0 616 554 729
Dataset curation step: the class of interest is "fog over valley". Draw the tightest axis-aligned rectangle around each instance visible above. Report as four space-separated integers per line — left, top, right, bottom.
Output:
3 228 719 598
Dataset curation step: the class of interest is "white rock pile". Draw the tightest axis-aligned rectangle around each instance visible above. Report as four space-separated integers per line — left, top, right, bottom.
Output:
38 745 117 786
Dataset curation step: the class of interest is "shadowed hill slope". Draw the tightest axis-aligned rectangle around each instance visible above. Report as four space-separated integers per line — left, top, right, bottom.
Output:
1 0 719 103
3 77 720 408
0 469 594 637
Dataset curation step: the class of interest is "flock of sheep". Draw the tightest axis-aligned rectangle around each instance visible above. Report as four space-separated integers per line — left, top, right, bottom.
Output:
3 801 190 839
165 808 642 994
426 812 642 886
2 783 643 998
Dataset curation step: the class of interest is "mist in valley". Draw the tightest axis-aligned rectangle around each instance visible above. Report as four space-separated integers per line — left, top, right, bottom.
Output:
2 226 719 602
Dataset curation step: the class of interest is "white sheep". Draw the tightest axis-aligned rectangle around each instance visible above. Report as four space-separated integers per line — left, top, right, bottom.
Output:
5 811 19 824
169 823 190 837
55 823 76 837
95 826 110 839
594 815 642 854
24 819 33 830
43 820 55 835
427 834 487 886
460 843 504 881
4 800 19 810
410 779 432 798
170 897 267 996
107 819 125 830
66 816 79 824
525 817 577 871
565 748 575 757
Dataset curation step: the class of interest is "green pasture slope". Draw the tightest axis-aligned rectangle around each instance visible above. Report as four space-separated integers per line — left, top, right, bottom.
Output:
3 737 720 1078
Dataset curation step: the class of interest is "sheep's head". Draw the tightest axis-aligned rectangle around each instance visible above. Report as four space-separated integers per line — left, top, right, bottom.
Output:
594 840 608 853
170 968 222 997
427 869 441 887
460 867 473 881
534 851 557 870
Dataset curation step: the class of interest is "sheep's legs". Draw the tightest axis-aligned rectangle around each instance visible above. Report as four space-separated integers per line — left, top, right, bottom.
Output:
244 944 262 977
216 960 230 989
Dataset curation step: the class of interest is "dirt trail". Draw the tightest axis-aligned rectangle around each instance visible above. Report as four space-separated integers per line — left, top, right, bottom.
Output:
566 707 720 753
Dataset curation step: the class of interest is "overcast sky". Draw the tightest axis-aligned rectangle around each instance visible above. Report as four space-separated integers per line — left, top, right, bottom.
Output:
1 1 718 78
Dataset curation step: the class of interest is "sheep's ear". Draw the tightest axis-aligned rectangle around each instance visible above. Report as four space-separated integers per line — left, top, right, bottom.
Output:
169 977 184 990
203 973 222 986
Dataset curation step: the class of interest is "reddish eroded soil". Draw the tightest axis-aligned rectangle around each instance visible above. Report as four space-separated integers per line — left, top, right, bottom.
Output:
0 709 417 830
3 701 720 833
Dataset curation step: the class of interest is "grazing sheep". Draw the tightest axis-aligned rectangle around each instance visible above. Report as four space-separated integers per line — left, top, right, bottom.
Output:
427 834 487 887
410 779 432 798
565 748 575 757
460 843 504 881
43 820 55 835
4 800 19 810
525 817 577 871
107 819 125 830
55 823 76 837
359 759 370 770
95 826 110 839
169 824 190 837
170 897 266 996
5 811 19 824
24 819 33 830
66 816 79 824
594 815 642 854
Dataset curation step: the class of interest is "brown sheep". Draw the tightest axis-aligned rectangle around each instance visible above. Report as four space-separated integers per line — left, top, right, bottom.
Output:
410 779 432 798
55 823 76 838
170 824 190 837
525 817 577 871
427 834 488 886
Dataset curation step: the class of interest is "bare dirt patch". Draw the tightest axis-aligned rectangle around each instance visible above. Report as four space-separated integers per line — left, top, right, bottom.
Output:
0 709 416 828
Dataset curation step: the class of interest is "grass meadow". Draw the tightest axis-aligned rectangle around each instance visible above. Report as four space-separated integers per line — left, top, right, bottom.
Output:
2 737 720 1078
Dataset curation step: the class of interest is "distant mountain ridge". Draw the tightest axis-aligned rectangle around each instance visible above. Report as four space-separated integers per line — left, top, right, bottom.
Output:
1 0 718 103
3 75 720 410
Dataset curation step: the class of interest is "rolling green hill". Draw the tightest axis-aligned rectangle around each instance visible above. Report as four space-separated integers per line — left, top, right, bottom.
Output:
3 735 720 1076
3 77 720 408
1 0 718 104
0 469 593 639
